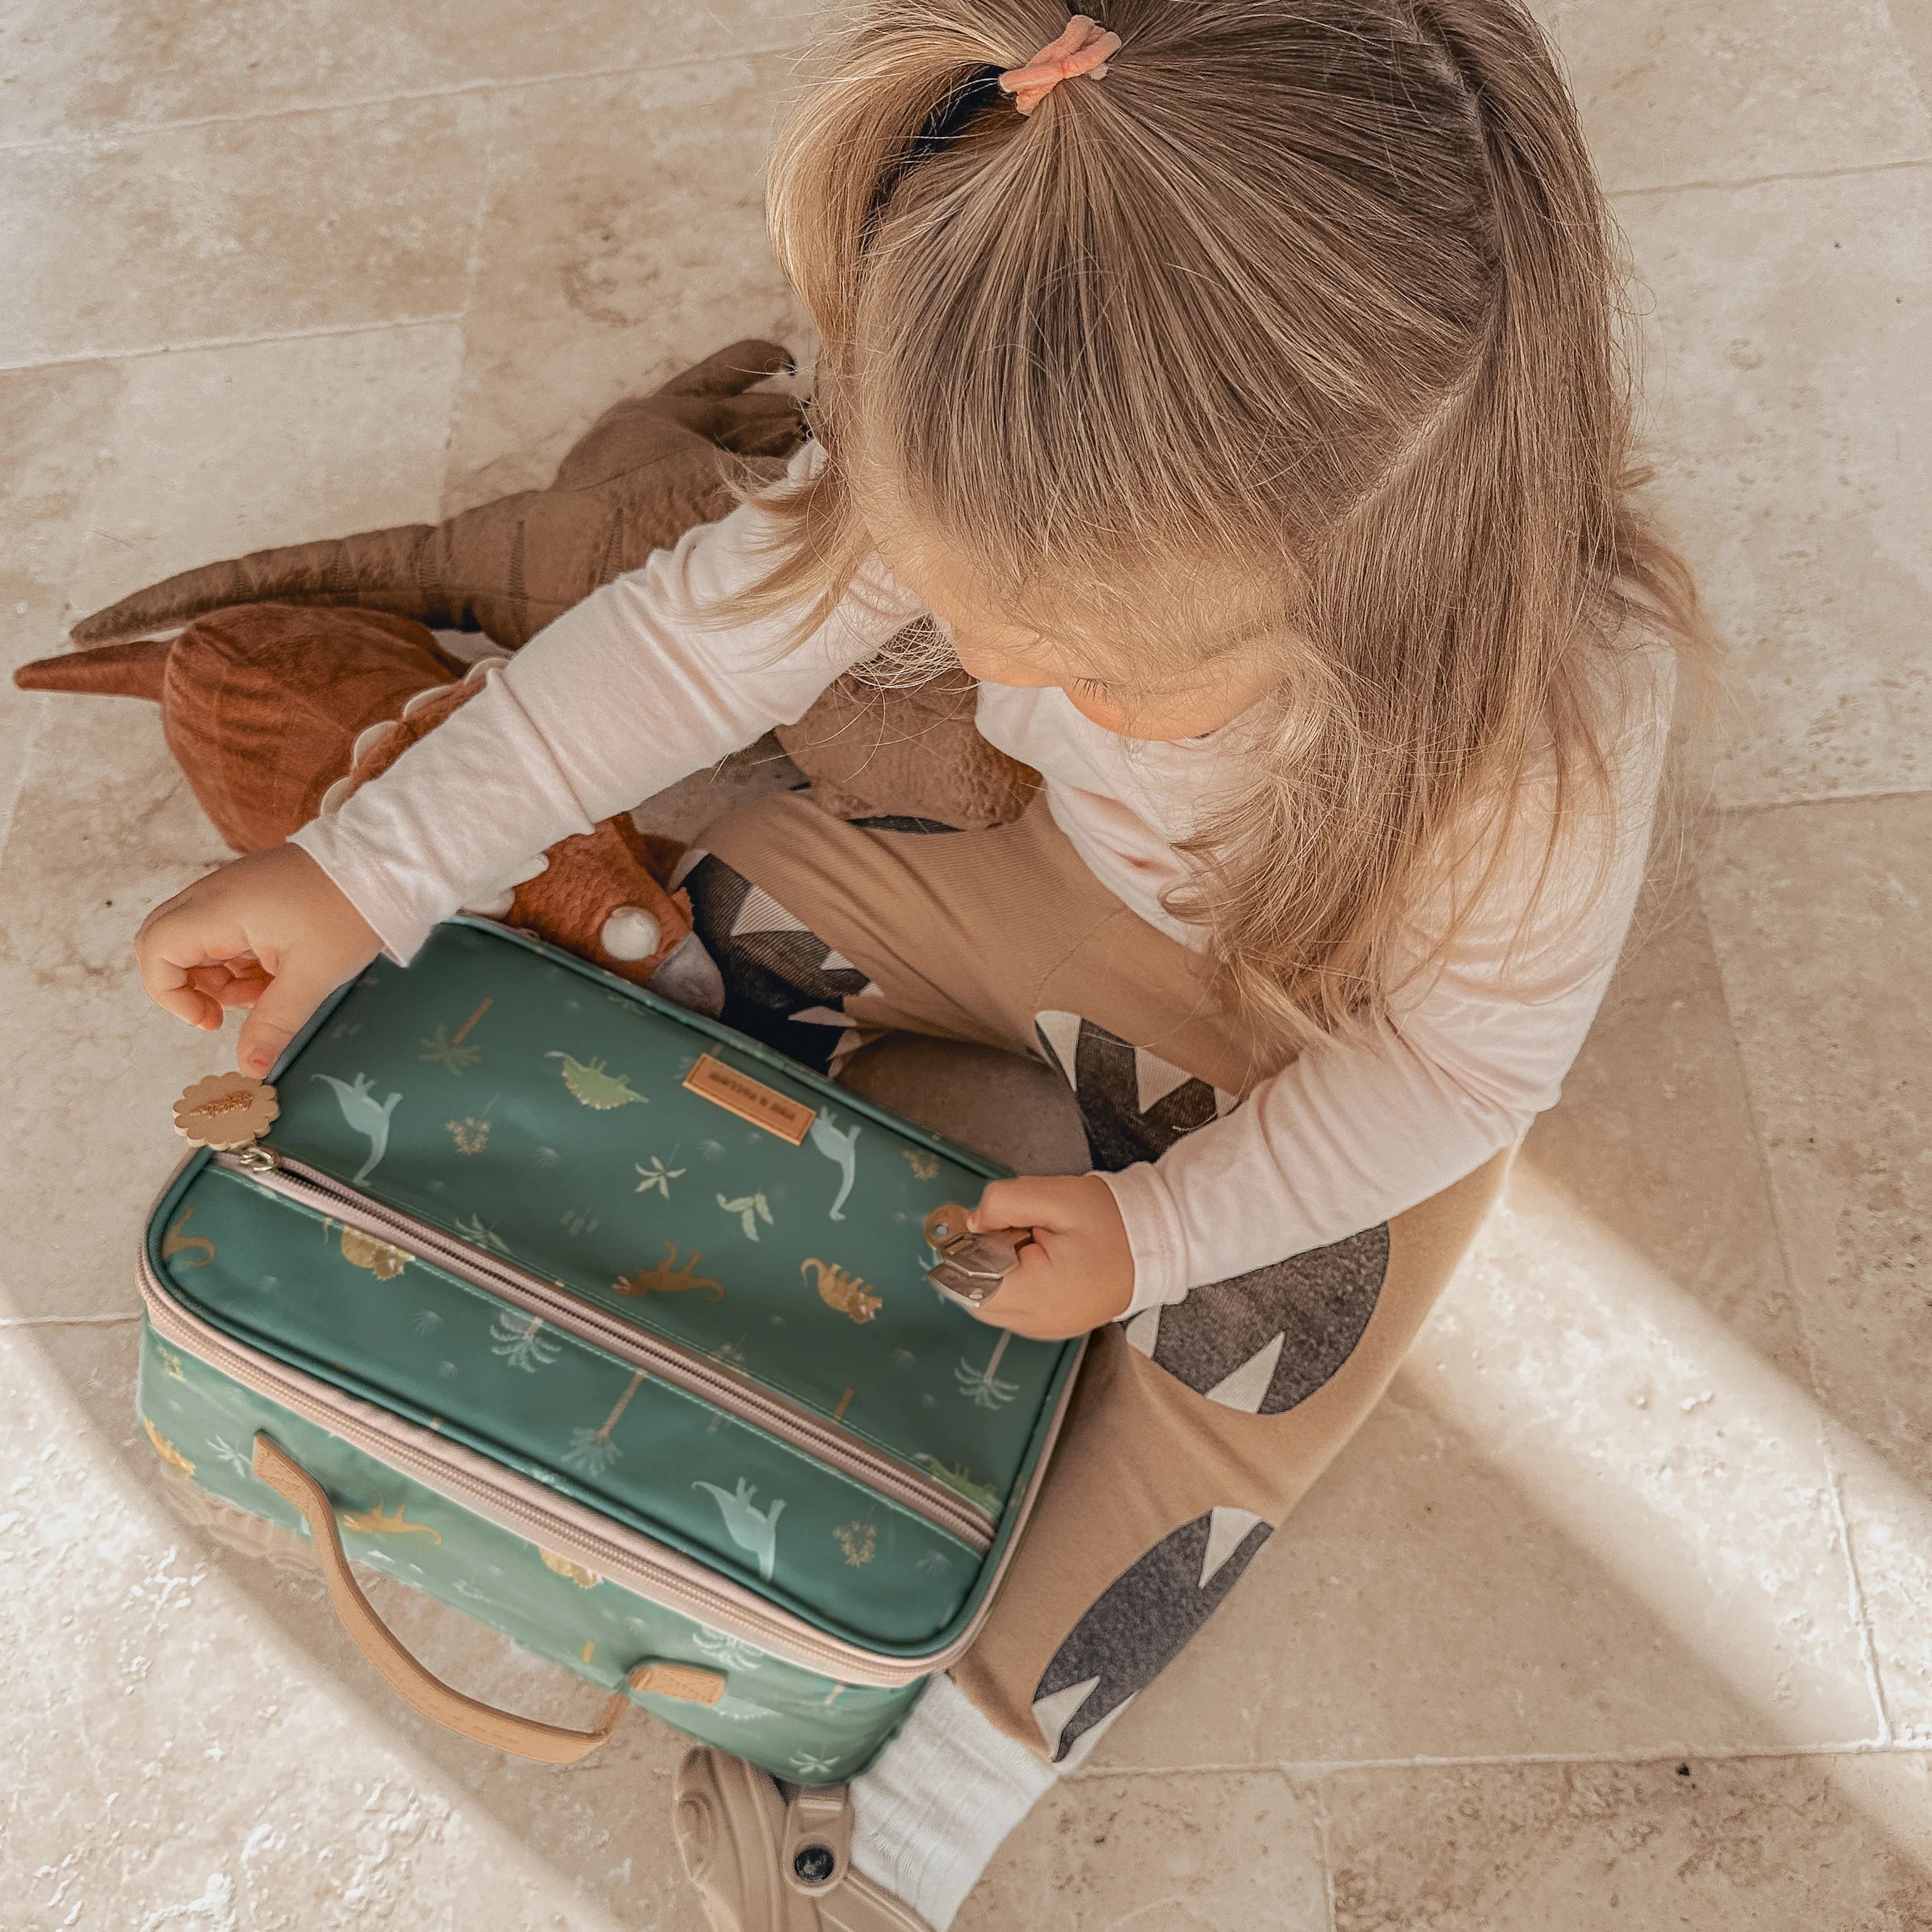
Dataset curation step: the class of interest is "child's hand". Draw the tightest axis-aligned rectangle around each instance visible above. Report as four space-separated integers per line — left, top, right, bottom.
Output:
135 845 381 1078
966 1174 1135 1339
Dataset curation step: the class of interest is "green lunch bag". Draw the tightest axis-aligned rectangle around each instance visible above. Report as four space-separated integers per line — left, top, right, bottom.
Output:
138 915 1082 1777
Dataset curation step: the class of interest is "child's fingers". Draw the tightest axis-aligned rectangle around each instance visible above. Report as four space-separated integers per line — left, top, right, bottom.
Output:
186 960 272 1009
235 960 341 1079
971 1174 1077 1236
135 915 237 1029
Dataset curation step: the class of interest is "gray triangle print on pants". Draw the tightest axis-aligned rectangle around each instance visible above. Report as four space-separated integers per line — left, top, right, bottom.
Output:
1035 1009 1390 1413
681 855 873 1073
1030 1507 1274 1765
1120 1224 1391 1414
1032 1011 1229 1171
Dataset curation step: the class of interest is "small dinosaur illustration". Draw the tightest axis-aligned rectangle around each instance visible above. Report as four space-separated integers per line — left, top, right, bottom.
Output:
546 1050 648 1111
142 1416 196 1479
911 1455 1001 1514
339 1225 408 1279
613 1244 725 1301
801 1258 883 1324
313 1071 403 1183
539 1548 601 1588
807 1109 863 1220
693 1477 786 1582
161 1208 215 1270
338 1502 443 1544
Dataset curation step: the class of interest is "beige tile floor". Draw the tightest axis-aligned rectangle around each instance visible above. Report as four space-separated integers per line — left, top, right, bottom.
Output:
1 1 1929 1925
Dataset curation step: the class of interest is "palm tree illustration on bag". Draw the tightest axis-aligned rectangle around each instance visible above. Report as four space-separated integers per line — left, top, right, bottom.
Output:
313 1072 403 1183
564 1369 648 1476
490 1308 561 1373
693 1477 785 1581
955 1331 1021 1409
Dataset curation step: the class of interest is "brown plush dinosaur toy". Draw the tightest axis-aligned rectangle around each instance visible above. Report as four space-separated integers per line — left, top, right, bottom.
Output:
41 337 1038 834
16 601 703 993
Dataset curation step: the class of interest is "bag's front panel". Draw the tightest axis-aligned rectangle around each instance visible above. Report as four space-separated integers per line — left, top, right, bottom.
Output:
137 1322 920 1783
155 1166 983 1647
267 922 1064 1513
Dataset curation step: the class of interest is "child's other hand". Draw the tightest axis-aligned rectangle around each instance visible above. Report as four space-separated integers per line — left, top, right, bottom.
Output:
966 1174 1134 1339
135 845 381 1078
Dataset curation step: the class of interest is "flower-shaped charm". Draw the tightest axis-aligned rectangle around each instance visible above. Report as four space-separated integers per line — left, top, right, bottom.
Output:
172 1072 280 1150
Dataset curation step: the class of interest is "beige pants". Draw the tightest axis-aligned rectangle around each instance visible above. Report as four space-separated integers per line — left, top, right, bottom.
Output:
681 790 1508 1767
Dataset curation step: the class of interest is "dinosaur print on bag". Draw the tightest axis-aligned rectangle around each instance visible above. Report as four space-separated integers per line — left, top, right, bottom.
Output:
802 1258 882 1323
614 1245 725 1301
807 1109 863 1219
161 1208 216 1270
912 1456 1000 1513
143 1416 196 1479
339 1502 443 1544
338 1225 409 1279
546 1050 648 1111
313 1072 403 1183
694 1477 785 1581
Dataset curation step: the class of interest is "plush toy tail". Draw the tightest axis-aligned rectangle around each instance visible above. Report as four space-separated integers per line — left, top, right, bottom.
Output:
14 637 173 699
67 526 438 648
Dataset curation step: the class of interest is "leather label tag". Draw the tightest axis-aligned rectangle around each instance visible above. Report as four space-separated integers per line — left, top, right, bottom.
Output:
683 1053 817 1145
629 1660 728 1705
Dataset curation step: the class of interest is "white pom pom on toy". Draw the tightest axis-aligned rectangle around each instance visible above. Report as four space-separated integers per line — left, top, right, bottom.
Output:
599 906 661 961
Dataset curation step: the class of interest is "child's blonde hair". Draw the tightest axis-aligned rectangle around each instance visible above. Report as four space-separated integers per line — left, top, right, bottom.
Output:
703 0 1711 1046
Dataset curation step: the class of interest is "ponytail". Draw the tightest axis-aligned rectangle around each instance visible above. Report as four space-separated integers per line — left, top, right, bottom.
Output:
703 0 1713 1044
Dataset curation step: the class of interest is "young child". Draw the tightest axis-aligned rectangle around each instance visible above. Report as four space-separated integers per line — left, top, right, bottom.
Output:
133 1 1705 1925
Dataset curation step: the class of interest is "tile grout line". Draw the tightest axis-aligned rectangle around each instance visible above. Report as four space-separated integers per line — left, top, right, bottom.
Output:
1689 856 1898 1747
0 39 814 156
1308 1767 1342 1932
1610 151 1932 201
1717 781 1932 819
0 1315 143 1328
1074 1739 1932 1781
0 311 469 379
435 81 508 517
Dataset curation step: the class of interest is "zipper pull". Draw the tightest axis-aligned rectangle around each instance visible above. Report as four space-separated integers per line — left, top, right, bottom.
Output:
923 1204 1034 1310
232 1144 281 1173
172 1072 280 1152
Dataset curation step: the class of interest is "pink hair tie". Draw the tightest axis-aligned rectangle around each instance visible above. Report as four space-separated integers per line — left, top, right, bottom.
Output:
998 14 1123 115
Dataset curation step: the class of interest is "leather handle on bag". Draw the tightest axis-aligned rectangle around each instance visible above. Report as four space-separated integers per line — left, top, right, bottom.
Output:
252 1433 630 1764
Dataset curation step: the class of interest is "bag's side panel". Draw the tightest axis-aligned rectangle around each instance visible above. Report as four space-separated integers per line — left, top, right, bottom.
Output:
137 1320 921 1783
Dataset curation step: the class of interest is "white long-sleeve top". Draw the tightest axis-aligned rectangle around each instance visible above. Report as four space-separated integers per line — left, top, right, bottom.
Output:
293 439 1673 1318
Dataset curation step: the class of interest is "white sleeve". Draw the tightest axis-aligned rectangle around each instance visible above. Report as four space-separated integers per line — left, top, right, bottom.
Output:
289 441 923 963
1099 647 1676 1313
